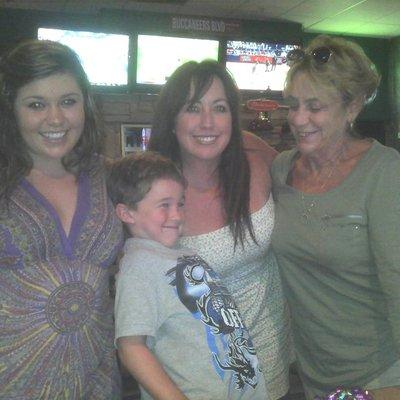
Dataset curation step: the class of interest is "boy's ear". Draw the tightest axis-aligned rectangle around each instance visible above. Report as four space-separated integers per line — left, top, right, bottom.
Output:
115 203 136 224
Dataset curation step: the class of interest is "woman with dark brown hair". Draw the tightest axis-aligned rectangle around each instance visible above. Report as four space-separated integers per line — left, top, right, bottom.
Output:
0 40 123 399
150 59 293 400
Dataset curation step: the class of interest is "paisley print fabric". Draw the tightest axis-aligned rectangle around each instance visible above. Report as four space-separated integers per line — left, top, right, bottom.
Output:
0 165 123 399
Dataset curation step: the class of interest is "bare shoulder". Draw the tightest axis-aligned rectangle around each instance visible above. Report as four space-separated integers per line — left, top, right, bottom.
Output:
242 131 275 209
242 130 278 169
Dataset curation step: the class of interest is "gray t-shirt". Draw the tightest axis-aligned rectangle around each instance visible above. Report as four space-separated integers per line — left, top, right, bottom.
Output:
115 238 268 400
271 140 400 399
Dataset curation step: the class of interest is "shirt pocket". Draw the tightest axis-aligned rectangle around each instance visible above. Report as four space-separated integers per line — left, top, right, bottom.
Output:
320 213 370 267
322 213 366 230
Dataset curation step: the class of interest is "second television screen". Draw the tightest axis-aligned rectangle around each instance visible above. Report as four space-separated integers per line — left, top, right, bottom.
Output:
136 34 219 85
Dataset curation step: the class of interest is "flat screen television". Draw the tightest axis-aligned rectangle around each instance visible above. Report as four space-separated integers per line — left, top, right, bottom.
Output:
225 40 300 92
38 27 130 88
136 34 220 85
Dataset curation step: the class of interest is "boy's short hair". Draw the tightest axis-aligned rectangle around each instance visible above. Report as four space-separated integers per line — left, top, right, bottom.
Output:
107 151 185 209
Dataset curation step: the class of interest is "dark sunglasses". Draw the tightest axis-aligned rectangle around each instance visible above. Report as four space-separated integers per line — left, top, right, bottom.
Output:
286 46 333 66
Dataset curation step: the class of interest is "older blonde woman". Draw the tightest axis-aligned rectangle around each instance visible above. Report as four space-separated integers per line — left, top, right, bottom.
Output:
271 35 400 400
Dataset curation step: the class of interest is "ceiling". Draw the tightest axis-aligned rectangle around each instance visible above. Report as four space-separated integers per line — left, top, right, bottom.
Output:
1 0 400 39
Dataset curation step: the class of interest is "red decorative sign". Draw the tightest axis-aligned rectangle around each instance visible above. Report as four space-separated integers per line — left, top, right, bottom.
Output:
246 99 281 112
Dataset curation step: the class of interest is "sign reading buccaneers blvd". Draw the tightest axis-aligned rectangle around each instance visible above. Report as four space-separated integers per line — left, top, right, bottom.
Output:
171 16 242 35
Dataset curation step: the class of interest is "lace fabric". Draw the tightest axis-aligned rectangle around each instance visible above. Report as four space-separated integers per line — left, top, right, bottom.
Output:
179 197 293 400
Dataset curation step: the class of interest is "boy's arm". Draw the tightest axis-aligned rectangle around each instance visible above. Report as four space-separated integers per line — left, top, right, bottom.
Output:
117 335 189 400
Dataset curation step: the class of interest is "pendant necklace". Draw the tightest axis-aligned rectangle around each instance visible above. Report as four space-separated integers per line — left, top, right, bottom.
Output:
299 144 347 223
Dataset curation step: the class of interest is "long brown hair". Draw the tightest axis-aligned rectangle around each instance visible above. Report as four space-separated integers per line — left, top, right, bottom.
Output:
149 60 255 247
0 39 102 202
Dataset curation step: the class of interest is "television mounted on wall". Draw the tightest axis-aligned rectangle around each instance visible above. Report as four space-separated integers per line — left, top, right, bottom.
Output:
136 34 220 86
38 27 130 90
225 40 300 93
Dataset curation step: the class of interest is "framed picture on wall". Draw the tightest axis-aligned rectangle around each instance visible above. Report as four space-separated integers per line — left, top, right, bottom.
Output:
120 124 152 156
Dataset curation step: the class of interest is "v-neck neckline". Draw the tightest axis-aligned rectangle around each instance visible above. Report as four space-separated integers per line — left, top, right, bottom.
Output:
284 139 378 199
20 173 91 259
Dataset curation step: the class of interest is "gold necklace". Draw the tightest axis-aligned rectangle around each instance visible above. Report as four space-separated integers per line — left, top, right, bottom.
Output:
298 143 347 222
300 192 315 223
300 192 335 230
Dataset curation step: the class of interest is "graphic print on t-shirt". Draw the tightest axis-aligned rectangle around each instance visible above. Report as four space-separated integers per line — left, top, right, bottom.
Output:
166 254 261 391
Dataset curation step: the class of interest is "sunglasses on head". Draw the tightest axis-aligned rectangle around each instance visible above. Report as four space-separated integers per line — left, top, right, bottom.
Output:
286 46 333 66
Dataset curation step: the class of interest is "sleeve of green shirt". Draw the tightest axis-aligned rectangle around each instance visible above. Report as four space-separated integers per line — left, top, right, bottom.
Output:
368 152 400 354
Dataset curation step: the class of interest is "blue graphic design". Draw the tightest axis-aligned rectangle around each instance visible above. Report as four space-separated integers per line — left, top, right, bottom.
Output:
166 255 260 390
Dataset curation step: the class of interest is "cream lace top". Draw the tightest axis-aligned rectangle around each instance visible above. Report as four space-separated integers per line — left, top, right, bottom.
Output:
179 196 293 400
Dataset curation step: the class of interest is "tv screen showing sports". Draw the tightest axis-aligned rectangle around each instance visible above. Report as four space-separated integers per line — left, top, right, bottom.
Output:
225 40 299 91
136 34 220 85
38 27 130 87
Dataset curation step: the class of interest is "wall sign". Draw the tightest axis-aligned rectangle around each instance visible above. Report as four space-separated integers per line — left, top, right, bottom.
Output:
171 16 241 35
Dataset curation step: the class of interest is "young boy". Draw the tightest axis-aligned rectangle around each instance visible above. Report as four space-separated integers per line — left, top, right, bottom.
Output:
107 152 267 400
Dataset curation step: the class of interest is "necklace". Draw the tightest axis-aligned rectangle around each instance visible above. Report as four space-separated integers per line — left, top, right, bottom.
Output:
298 140 348 191
317 161 337 191
298 142 348 222
315 143 347 192
300 192 315 222
300 192 334 230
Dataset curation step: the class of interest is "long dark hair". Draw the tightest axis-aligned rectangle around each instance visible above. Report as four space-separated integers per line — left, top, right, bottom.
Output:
149 60 254 247
0 39 102 202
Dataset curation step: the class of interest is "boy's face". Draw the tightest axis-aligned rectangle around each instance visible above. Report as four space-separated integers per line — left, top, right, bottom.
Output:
127 178 185 247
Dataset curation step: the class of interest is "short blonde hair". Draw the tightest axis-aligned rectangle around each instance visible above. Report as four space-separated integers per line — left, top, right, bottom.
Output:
285 35 380 107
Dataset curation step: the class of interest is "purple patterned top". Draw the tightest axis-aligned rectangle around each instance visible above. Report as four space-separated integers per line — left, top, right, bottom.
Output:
0 164 123 399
